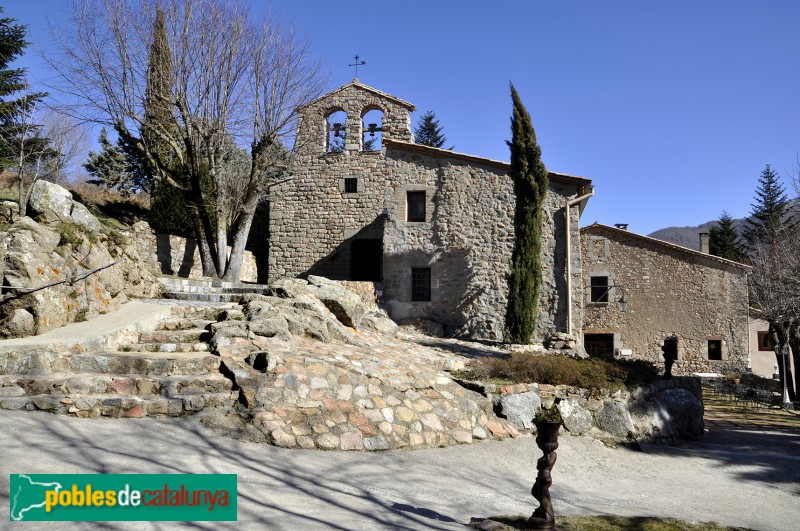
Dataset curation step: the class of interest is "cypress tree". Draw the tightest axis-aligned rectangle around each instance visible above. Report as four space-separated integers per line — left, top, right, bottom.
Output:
504 84 548 344
708 211 745 262
142 4 174 176
414 110 450 149
742 164 794 250
140 6 195 236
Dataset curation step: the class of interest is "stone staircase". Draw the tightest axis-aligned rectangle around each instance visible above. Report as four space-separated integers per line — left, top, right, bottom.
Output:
159 276 269 303
0 307 237 419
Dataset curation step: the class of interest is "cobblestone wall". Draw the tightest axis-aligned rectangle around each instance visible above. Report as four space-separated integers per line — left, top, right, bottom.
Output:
581 224 750 374
270 81 590 340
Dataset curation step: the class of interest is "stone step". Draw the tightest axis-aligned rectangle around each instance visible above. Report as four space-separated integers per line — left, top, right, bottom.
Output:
170 306 232 322
0 392 237 418
158 277 269 290
163 291 244 303
0 350 220 377
138 329 209 344
157 317 215 331
119 342 210 354
0 373 233 398
162 285 268 295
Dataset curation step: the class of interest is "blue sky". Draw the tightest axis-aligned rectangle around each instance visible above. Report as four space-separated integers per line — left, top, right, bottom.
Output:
4 1 800 235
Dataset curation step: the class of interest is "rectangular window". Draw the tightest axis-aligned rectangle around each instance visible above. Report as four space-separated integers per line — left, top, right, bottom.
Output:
406 191 426 222
411 268 431 302
708 339 722 361
590 276 609 303
344 178 358 193
757 331 774 352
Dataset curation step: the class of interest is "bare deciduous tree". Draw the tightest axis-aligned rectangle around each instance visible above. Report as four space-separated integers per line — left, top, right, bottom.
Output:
48 0 327 280
748 234 800 399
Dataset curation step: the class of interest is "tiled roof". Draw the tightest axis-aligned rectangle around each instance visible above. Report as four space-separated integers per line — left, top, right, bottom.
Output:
581 223 751 270
384 139 592 188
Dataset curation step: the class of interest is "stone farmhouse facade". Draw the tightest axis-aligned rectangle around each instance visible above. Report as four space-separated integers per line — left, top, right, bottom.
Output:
269 80 593 340
580 223 750 374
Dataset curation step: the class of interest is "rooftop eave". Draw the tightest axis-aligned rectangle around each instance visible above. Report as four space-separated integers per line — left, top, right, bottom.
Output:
581 223 753 270
297 80 416 112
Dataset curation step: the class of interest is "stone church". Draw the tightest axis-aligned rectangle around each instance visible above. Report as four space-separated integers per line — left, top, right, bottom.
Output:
269 80 593 341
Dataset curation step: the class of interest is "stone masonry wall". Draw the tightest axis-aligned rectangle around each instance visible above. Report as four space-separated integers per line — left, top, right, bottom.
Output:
581 225 750 374
270 82 589 341
124 222 257 283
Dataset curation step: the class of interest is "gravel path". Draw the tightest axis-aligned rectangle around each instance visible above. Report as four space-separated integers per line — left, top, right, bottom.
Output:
1 409 798 530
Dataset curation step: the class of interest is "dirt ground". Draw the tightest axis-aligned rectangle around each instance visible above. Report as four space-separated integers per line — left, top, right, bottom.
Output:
1 395 798 531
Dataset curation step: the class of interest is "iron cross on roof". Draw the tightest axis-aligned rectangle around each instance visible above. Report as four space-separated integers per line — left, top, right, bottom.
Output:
348 55 366 79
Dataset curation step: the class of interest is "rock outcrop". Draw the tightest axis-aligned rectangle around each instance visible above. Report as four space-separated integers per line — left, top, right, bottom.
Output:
0 182 163 338
202 277 520 450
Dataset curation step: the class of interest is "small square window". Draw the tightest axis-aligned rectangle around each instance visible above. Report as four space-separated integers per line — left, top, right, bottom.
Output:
344 178 358 193
708 339 722 361
590 276 609 303
407 191 426 222
411 268 431 302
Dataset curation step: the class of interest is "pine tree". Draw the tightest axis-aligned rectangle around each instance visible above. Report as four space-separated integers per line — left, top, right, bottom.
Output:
0 8 52 214
709 211 745 262
741 164 795 250
0 7 31 167
84 128 140 195
504 84 549 344
414 110 450 149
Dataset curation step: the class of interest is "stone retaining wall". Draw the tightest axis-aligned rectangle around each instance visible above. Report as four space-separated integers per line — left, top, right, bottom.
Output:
123 221 257 282
491 376 703 442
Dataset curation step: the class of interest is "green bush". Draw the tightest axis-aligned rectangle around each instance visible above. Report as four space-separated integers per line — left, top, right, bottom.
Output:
466 353 659 391
148 179 193 237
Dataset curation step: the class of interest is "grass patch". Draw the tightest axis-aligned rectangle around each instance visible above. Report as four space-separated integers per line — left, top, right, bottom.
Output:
473 515 751 530
56 222 98 248
458 353 659 391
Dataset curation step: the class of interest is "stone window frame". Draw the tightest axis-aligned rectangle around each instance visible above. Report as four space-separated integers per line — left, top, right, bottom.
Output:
406 191 426 222
705 335 729 361
585 270 616 306
411 267 432 302
394 184 434 224
658 335 686 361
339 177 363 194
583 329 623 358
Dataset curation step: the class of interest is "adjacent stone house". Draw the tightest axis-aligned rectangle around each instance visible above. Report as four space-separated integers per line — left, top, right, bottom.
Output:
269 80 593 340
580 223 750 374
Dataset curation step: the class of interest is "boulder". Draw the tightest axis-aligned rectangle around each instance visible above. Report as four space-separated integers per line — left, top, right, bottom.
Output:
69 202 100 233
557 398 593 435
266 278 309 299
360 309 398 337
0 200 19 224
27 180 73 224
1 308 35 338
498 391 541 430
306 275 365 328
654 387 704 440
596 399 635 438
